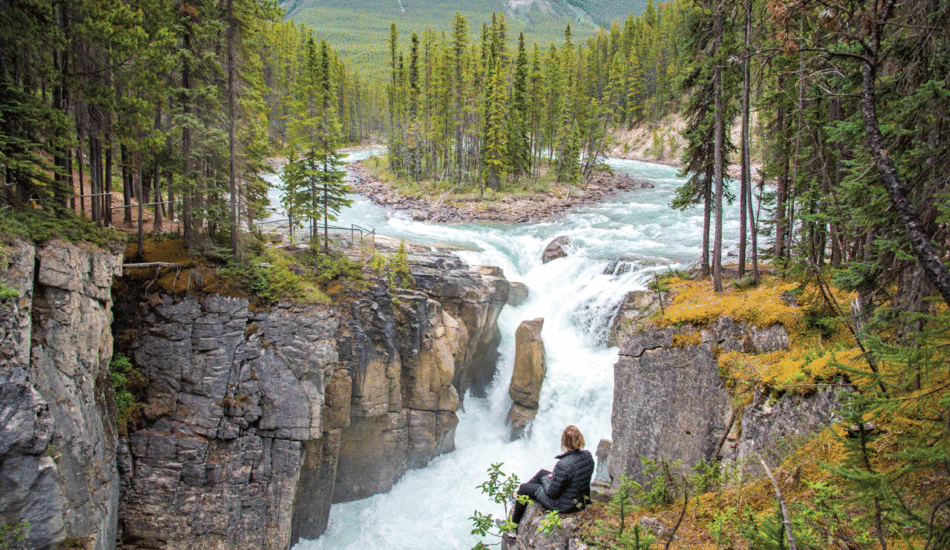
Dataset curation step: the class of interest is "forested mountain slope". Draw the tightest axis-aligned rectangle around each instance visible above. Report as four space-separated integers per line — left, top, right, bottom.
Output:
279 0 646 76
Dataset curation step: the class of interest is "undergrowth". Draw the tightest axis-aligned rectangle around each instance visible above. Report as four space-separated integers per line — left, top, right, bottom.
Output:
124 235 369 305
0 205 125 247
582 275 950 549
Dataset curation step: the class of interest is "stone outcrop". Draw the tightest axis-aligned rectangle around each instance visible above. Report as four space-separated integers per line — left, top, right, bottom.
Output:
607 290 667 347
507 319 546 440
542 236 571 264
508 282 529 306
722 385 846 480
609 318 790 487
412 256 509 400
0 240 123 550
502 503 588 550
115 295 337 550
112 248 508 548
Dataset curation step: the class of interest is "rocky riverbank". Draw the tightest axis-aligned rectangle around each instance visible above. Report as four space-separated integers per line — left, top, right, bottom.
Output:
348 163 651 224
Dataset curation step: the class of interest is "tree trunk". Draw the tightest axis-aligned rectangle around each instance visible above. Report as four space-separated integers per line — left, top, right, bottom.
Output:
105 143 113 227
774 76 788 262
861 55 950 309
227 0 240 259
739 0 751 278
182 24 193 247
712 0 724 292
122 144 133 225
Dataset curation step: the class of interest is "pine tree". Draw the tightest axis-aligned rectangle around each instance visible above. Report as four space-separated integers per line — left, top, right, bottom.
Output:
507 32 531 180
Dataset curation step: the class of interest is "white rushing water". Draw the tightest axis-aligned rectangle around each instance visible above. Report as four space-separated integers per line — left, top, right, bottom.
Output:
291 155 742 550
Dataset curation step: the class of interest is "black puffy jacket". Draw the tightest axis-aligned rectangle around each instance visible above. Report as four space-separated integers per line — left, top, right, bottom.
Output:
535 449 595 513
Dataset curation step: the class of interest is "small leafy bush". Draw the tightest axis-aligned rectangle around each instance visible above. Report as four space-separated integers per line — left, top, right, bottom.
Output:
470 462 524 549
109 353 146 435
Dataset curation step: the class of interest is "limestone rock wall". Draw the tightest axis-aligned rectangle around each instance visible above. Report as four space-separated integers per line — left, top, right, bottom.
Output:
113 249 508 548
115 295 338 550
609 318 791 487
0 240 123 550
722 385 846 481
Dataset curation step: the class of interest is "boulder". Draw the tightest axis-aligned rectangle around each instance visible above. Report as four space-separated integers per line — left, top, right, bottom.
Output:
508 282 529 306
542 236 571 264
502 502 586 550
507 318 546 440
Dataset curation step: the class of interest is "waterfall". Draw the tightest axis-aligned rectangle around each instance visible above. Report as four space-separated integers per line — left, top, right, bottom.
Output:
294 157 742 549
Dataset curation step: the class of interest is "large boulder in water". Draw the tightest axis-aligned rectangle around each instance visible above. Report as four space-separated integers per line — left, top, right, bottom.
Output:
507 318 546 440
541 236 571 264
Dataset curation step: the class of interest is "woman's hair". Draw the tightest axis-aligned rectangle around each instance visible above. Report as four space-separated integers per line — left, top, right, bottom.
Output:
561 425 585 451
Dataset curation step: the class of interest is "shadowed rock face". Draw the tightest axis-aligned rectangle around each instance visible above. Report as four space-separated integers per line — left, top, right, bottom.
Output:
112 248 508 548
0 240 123 550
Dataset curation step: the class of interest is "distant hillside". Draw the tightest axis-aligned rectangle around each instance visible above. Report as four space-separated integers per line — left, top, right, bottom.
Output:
280 0 646 78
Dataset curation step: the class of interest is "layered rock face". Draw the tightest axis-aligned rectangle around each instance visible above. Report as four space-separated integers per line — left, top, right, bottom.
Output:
0 240 123 550
507 318 546 440
113 249 508 548
722 385 845 480
609 318 790 487
116 295 337 549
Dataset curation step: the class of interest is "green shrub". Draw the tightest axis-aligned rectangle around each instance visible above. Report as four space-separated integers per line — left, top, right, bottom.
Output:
470 463 522 549
368 241 414 292
593 475 658 549
109 352 146 435
0 283 18 304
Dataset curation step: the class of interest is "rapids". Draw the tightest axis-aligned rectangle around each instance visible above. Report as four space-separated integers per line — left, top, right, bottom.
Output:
287 154 742 549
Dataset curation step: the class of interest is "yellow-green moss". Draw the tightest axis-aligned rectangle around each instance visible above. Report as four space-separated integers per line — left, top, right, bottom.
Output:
660 278 805 338
672 331 703 348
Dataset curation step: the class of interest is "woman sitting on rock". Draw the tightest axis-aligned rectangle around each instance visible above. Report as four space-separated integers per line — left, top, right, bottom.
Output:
510 425 595 525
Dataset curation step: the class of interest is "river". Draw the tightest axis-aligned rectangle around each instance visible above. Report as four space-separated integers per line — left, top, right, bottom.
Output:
281 151 742 549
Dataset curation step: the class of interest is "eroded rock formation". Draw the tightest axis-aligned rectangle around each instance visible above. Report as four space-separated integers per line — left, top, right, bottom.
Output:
111 248 508 548
507 318 546 440
0 240 123 550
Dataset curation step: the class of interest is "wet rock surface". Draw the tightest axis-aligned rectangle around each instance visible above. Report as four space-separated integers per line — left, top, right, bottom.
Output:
507 318 546 440
541 236 572 264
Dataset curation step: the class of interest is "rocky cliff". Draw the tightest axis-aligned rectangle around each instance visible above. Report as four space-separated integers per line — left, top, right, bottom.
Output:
609 317 791 486
111 248 508 548
0 240 124 550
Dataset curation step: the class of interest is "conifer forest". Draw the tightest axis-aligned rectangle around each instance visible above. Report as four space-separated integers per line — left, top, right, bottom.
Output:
1 0 949 547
